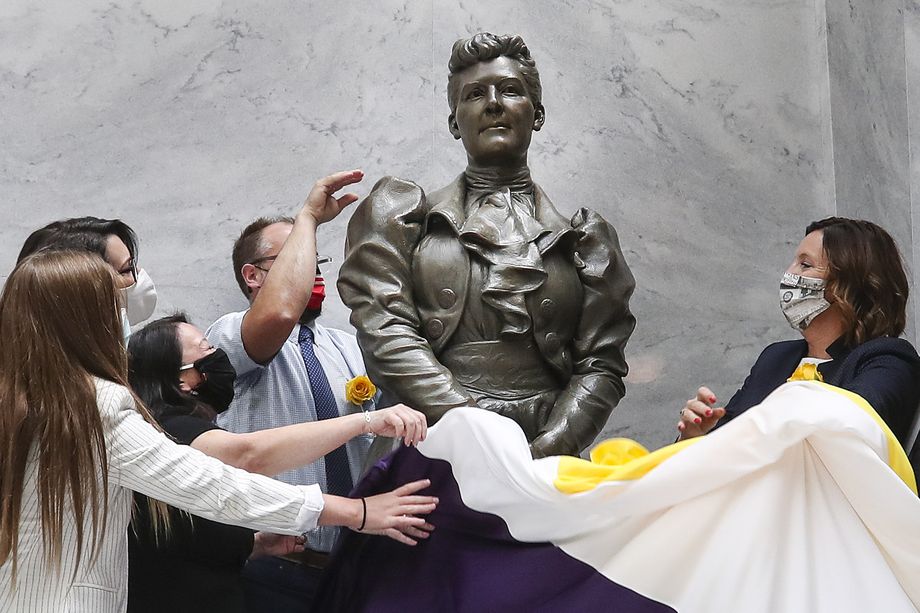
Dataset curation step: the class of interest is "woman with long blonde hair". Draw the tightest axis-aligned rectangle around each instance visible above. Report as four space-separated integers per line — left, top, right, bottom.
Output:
0 250 437 612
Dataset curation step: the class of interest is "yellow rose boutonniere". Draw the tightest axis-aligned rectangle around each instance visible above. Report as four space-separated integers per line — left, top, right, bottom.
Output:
345 375 377 406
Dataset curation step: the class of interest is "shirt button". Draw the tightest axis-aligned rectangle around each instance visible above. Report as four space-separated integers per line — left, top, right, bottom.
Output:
427 319 445 338
544 332 561 352
438 288 457 309
540 299 555 317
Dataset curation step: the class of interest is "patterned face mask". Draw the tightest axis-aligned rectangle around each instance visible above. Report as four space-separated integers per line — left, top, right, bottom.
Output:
780 272 830 331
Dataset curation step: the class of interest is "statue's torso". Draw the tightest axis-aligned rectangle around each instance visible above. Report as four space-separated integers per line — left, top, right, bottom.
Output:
410 208 583 399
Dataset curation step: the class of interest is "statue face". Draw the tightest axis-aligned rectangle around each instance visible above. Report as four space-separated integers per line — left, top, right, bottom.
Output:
449 56 545 167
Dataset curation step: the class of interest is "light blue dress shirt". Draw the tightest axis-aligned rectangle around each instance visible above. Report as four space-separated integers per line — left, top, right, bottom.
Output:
207 310 376 552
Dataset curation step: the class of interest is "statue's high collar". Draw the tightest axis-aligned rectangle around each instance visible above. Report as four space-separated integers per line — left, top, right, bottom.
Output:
464 165 533 194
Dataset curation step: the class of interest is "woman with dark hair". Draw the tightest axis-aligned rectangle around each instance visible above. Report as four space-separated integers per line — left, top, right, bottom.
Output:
125 313 431 612
678 217 920 445
18 216 157 333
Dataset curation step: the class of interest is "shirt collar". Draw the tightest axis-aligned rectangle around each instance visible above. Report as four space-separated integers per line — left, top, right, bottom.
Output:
288 320 319 345
825 336 852 360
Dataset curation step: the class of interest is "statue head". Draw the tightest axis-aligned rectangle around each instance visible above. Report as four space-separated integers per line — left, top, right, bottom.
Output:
447 33 545 167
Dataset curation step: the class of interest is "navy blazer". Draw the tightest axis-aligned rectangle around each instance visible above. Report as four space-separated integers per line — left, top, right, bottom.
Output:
911 431 920 475
719 336 920 446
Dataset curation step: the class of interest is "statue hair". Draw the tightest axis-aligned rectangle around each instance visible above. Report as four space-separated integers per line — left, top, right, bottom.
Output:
447 32 542 112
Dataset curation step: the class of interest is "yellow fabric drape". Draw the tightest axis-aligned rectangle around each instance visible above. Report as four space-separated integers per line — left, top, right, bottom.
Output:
555 382 917 495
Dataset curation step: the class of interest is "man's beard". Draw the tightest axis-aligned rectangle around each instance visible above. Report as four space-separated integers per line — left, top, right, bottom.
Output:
299 305 322 325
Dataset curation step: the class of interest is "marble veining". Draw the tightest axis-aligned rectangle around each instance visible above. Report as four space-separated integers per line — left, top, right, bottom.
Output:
3 0 905 451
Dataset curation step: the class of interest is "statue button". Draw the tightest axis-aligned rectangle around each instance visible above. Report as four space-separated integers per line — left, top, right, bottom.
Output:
540 299 555 316
427 319 445 338
438 288 457 309
544 332 561 352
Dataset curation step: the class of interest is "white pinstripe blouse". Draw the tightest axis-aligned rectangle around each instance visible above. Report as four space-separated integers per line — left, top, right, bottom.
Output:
0 378 324 612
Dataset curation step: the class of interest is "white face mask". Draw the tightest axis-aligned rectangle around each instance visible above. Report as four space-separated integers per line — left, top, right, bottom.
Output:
780 272 830 331
120 306 132 346
122 268 157 325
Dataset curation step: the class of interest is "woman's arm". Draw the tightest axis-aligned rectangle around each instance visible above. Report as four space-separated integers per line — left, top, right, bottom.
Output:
99 382 437 541
101 383 321 534
189 404 427 476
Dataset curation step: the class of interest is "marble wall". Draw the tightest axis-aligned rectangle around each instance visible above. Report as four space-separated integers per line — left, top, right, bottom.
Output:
906 0 920 349
1 0 895 450
826 0 913 343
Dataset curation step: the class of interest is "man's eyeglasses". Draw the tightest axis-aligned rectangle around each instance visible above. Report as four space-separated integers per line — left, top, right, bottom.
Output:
118 259 138 284
249 255 332 273
248 255 276 273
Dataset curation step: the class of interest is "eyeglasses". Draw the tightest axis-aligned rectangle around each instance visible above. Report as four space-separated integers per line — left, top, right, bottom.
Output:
249 255 276 273
248 255 333 273
179 339 215 371
118 259 138 284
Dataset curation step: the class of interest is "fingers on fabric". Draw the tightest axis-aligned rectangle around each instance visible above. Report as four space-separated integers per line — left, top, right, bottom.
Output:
682 401 708 423
677 418 704 439
389 413 407 441
396 502 438 517
697 386 717 405
394 479 432 496
371 515 436 545
391 404 427 445
677 406 703 438
364 480 437 532
400 524 434 540
382 527 419 546
370 409 406 440
678 402 725 438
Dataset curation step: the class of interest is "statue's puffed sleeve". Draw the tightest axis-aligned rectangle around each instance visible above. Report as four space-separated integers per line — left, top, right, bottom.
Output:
337 177 476 422
530 209 636 457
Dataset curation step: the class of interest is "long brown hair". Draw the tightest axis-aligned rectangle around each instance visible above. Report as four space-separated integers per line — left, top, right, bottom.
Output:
0 250 166 576
807 217 908 346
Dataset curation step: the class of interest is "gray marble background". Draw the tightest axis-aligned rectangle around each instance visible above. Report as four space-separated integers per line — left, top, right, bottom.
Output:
1 0 914 450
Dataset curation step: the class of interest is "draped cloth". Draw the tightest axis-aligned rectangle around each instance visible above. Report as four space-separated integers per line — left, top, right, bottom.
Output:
314 381 920 613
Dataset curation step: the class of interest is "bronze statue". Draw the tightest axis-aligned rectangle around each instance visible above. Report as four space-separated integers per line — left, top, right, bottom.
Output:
338 32 636 457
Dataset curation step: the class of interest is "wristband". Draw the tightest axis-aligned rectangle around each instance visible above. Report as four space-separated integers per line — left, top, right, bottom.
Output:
357 497 367 532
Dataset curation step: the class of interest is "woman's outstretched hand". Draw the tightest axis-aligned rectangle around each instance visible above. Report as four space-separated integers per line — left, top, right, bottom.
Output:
676 386 726 440
359 479 437 545
365 404 428 446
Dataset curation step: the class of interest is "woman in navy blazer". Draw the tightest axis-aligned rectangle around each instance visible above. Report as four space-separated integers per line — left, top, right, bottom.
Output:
678 217 920 448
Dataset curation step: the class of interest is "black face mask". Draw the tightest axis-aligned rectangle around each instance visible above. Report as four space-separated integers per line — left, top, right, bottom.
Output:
189 349 237 413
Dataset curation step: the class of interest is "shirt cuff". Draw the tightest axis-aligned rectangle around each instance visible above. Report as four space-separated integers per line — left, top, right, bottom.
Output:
294 484 325 533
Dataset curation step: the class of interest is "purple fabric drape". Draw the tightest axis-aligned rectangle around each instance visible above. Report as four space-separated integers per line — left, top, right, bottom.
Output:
312 447 677 613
